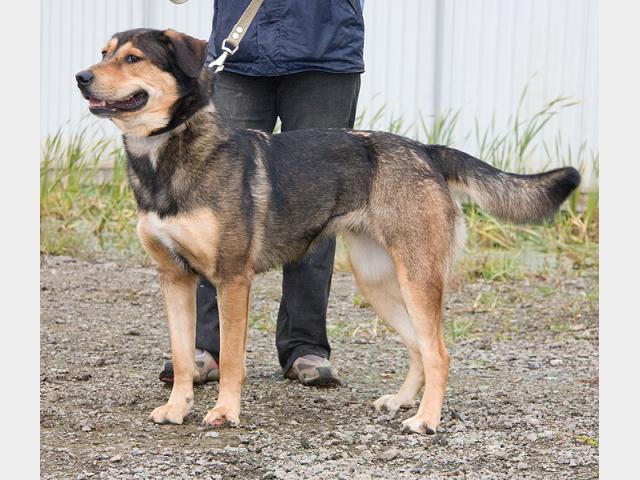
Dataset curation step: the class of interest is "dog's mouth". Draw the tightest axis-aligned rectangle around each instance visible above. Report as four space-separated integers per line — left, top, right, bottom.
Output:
85 91 149 116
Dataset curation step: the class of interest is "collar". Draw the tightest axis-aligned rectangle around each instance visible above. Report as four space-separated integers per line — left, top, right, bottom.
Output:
148 93 210 137
148 105 199 137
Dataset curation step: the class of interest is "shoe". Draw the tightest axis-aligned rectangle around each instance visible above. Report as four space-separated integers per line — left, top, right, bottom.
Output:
159 348 219 384
284 354 343 387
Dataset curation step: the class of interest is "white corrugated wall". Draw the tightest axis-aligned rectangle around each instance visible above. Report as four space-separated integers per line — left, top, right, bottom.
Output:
41 0 215 138
41 0 598 178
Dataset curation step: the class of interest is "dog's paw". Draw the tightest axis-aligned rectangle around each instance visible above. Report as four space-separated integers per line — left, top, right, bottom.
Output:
373 394 416 418
201 405 240 428
400 414 437 435
149 402 192 425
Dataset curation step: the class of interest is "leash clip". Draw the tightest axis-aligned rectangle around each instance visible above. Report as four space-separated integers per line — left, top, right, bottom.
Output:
207 41 239 73
208 51 229 73
206 0 263 73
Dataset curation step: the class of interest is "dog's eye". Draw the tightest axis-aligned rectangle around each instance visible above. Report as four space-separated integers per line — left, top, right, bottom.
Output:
125 54 142 64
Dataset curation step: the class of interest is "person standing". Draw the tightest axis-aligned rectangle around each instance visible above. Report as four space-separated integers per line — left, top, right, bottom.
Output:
160 0 365 386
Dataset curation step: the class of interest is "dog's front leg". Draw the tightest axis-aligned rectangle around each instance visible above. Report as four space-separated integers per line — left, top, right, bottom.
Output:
149 271 198 424
202 275 251 427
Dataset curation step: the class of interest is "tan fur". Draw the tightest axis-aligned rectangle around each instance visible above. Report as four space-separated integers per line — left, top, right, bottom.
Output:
138 209 251 425
163 29 183 41
89 41 180 137
345 233 424 415
148 271 198 425
137 209 221 280
78 29 577 435
137 211 200 425
102 38 118 56
202 275 252 427
392 259 450 434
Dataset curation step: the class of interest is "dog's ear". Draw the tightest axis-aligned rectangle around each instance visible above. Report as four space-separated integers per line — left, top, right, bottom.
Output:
162 29 208 79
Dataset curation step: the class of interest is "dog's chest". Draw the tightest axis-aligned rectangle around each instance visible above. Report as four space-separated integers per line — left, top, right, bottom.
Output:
124 133 186 214
137 210 220 275
126 134 167 170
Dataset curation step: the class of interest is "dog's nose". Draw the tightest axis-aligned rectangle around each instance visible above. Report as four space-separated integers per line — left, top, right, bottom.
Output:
75 70 94 86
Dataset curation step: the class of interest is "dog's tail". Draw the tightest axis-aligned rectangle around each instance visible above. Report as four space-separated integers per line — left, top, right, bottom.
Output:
426 145 581 224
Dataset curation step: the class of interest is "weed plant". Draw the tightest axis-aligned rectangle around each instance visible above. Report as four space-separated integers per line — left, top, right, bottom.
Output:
41 89 599 281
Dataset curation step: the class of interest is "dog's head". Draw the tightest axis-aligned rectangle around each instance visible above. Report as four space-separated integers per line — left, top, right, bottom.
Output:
76 29 208 136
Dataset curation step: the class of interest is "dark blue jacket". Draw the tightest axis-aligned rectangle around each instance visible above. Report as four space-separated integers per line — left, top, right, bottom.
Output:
207 0 365 76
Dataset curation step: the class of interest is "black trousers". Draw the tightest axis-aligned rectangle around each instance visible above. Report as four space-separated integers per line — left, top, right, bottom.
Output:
196 70 361 374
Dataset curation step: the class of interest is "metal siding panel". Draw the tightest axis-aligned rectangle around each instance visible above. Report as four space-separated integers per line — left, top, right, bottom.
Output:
40 0 214 139
42 0 598 180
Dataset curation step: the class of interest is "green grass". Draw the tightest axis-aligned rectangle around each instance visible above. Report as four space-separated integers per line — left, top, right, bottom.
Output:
40 86 599 281
575 435 599 448
40 129 142 262
352 294 371 309
248 304 276 333
445 318 474 342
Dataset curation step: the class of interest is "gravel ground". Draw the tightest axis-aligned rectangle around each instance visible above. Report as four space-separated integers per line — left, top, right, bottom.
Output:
41 254 598 479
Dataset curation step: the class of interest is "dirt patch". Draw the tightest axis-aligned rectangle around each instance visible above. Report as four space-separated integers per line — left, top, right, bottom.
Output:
41 255 598 479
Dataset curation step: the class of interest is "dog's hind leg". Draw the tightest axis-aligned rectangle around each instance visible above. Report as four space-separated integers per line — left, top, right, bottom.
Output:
344 233 424 418
202 275 251 428
391 248 452 434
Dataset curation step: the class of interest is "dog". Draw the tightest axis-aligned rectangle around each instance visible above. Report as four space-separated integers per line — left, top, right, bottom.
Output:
75 28 580 434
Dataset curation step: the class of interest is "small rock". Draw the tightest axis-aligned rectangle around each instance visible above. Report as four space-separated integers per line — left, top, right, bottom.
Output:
550 358 563 366
451 410 465 422
206 431 220 438
517 462 529 470
110 454 122 462
131 447 143 456
432 433 447 446
298 455 315 464
334 431 355 443
378 448 401 461
81 425 92 432
300 437 311 449
124 329 141 336
526 416 539 426
223 446 248 454
48 391 61 403
74 373 92 382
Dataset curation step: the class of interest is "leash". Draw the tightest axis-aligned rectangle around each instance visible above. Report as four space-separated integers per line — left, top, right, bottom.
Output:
208 0 264 73
170 0 264 73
